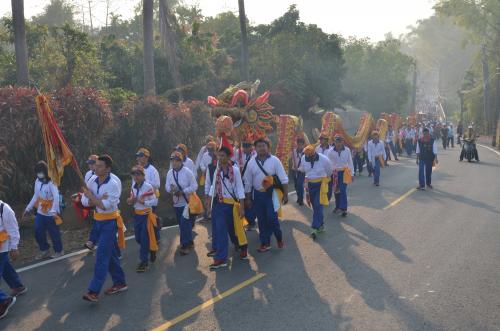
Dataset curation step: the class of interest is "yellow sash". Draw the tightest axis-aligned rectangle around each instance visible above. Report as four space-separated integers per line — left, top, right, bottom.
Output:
222 198 248 246
342 167 352 184
262 176 284 218
0 230 8 243
34 198 63 225
378 155 385 168
309 177 330 206
94 210 126 249
154 189 160 199
135 208 158 252
199 173 206 186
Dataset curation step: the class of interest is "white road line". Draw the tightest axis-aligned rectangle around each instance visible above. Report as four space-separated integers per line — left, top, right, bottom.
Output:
478 143 500 157
18 192 300 273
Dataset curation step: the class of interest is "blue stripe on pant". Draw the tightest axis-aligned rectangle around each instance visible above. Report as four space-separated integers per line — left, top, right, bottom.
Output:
334 171 348 211
0 252 24 301
418 159 433 187
88 219 126 294
294 171 305 203
211 201 244 261
34 213 63 253
174 206 193 247
308 182 324 230
373 159 381 185
253 189 282 245
133 214 150 263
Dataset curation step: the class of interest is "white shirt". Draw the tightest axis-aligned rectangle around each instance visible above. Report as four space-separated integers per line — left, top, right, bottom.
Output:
405 129 416 139
243 155 289 193
299 153 333 180
87 171 122 196
165 166 198 207
315 144 332 156
385 130 395 143
25 179 60 216
367 140 387 164
291 149 304 172
205 164 245 200
170 158 196 178
130 181 158 210
81 175 121 214
0 201 20 252
195 146 208 171
232 149 256 170
327 146 354 174
131 164 160 207
416 139 438 155
199 152 215 173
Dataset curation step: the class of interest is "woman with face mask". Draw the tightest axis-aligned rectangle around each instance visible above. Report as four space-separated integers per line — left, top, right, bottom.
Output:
22 161 64 259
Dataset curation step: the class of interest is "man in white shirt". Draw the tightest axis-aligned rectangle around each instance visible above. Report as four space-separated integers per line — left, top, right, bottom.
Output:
174 144 197 175
233 139 257 230
385 125 399 162
198 141 217 221
290 137 306 206
315 132 331 156
135 147 161 241
0 200 26 319
81 155 127 303
244 138 289 252
404 127 415 156
327 135 354 217
195 135 215 174
368 131 386 186
127 165 159 272
299 145 332 239
205 146 247 270
166 151 198 256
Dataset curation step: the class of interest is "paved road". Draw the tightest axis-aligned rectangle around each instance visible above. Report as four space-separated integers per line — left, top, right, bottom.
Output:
2 144 500 331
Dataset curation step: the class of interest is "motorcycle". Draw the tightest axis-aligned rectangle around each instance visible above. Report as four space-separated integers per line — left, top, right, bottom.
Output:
462 138 476 162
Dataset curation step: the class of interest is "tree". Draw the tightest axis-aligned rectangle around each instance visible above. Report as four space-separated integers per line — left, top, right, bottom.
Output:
159 0 182 100
142 0 155 95
34 0 74 27
11 0 29 85
238 0 249 81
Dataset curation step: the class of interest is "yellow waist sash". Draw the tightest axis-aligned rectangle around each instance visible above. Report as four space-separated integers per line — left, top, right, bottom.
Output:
0 230 8 243
199 173 206 186
342 167 352 184
94 210 126 249
377 155 385 168
135 208 158 252
34 198 63 225
222 198 248 246
309 177 330 206
154 189 160 199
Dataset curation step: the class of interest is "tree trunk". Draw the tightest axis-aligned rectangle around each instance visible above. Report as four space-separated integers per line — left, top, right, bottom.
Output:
11 0 29 85
410 61 417 115
143 0 156 96
481 45 490 134
159 0 182 100
238 0 250 81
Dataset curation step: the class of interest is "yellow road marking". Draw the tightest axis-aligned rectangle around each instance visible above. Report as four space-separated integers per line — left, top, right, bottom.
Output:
383 188 417 210
151 273 266 331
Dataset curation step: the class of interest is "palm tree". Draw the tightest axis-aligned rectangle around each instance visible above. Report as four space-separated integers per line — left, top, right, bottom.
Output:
11 0 29 85
143 0 156 95
238 0 250 81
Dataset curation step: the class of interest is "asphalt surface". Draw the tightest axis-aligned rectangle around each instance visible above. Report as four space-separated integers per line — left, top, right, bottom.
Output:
2 144 500 331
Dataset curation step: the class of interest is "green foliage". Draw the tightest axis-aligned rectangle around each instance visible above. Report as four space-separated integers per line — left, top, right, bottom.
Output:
343 37 413 117
33 0 75 27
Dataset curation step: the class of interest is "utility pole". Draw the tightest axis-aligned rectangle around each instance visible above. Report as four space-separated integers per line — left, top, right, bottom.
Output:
88 1 94 34
238 0 250 81
410 61 417 115
493 65 500 147
459 90 465 125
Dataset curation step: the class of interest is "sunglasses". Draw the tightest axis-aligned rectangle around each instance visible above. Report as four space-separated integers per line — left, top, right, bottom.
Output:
130 171 143 176
170 157 182 161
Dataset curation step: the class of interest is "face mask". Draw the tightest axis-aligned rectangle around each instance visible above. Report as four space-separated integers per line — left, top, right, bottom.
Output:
37 172 45 179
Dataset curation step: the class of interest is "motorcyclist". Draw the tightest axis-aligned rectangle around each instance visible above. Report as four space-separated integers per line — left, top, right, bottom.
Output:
459 126 479 162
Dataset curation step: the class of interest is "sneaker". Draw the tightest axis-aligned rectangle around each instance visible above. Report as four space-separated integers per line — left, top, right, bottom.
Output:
105 284 128 295
310 229 318 240
297 200 304 206
136 262 148 273
257 244 271 253
207 250 216 257
50 251 64 259
417 186 425 190
317 225 325 234
0 297 16 319
150 251 157 263
187 242 195 250
375 183 380 187
426 184 433 189
84 241 95 251
180 246 190 256
277 240 284 249
333 208 340 214
35 250 51 260
341 211 348 217
82 292 98 303
239 250 249 260
10 286 27 297
209 260 228 270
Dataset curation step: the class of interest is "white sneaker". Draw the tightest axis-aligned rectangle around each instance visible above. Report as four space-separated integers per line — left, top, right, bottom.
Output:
36 250 51 260
50 251 64 259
